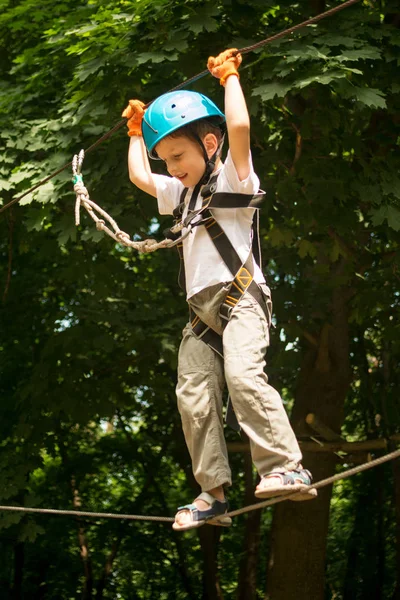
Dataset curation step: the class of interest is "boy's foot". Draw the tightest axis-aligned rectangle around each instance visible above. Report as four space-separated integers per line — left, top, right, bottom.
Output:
255 468 317 501
172 492 232 531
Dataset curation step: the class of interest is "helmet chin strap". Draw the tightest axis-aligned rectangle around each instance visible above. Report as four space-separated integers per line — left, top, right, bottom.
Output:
197 133 226 185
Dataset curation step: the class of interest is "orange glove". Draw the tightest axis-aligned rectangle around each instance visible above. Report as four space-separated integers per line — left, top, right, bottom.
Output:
121 99 145 137
207 48 242 87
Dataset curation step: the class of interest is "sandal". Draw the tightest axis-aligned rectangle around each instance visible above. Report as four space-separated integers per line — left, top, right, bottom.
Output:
172 492 232 532
255 468 317 501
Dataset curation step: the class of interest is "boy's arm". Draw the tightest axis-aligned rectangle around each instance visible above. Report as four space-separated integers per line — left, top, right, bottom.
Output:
122 99 157 198
127 136 157 198
224 75 251 182
208 49 251 182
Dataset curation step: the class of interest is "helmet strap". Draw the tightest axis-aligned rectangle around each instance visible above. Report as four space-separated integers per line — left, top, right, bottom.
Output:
197 133 225 185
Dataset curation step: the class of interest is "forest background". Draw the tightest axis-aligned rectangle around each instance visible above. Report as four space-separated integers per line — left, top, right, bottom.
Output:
0 0 400 598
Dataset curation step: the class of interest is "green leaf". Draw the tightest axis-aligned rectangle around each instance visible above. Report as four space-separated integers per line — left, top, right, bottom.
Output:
186 5 219 34
266 227 294 247
54 215 78 244
136 52 166 65
284 45 330 63
336 48 381 62
0 178 11 192
298 239 317 259
187 14 218 33
76 58 106 82
33 181 57 205
18 520 45 543
381 174 400 199
252 81 291 101
316 34 359 48
25 210 46 231
19 192 34 206
352 182 382 205
295 70 348 89
369 205 400 231
9 166 37 185
81 227 107 243
164 30 189 53
352 87 386 109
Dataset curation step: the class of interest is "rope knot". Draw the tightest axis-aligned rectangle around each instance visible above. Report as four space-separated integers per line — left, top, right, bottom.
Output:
116 231 131 242
140 239 158 253
74 182 88 197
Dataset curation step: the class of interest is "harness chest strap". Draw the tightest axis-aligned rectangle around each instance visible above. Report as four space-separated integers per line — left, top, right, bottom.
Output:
171 174 267 316
199 214 268 325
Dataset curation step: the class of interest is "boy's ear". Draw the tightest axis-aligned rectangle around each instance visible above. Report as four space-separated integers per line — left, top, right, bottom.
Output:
202 133 218 158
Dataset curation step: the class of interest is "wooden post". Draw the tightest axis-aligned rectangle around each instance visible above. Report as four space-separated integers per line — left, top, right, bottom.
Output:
305 412 343 442
226 438 395 454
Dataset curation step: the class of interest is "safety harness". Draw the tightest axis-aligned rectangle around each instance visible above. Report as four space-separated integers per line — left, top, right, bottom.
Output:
167 173 268 430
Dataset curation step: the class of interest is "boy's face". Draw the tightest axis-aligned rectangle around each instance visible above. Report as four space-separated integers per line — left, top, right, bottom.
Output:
155 135 207 188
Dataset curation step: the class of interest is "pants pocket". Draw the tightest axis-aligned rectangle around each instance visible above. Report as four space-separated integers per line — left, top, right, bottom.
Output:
259 284 273 328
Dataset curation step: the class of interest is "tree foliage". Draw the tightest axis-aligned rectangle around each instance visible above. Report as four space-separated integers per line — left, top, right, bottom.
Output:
1 0 400 598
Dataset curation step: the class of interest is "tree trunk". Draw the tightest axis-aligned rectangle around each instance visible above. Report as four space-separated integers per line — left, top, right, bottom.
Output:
310 0 325 16
375 466 385 600
199 526 224 600
266 283 352 600
266 453 336 600
171 421 224 599
71 477 93 600
342 466 387 600
152 475 198 600
12 543 24 600
57 435 93 599
95 538 121 599
236 450 263 600
392 457 400 600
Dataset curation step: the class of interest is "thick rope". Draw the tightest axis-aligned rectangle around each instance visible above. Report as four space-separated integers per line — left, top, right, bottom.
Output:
0 0 361 215
224 446 400 518
72 169 189 251
0 505 174 522
0 446 398 524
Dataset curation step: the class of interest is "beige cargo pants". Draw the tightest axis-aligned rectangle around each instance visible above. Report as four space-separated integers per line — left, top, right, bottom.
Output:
176 283 302 492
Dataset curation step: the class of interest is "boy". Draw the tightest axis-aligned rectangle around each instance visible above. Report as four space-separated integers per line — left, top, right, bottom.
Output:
123 48 316 532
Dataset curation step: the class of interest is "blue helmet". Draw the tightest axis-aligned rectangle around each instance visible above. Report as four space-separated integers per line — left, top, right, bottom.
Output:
142 90 225 158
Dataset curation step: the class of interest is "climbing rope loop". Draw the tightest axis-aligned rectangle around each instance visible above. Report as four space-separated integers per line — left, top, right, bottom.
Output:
72 150 191 253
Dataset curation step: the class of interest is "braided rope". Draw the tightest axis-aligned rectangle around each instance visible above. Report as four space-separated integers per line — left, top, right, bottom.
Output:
73 175 188 253
0 0 361 215
224 446 400 518
0 505 174 522
0 447 398 524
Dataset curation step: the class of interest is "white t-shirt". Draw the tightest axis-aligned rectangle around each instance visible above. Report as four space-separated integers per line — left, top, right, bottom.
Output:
154 150 266 299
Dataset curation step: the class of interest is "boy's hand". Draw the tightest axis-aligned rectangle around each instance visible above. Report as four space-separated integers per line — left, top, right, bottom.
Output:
207 48 242 87
122 99 145 137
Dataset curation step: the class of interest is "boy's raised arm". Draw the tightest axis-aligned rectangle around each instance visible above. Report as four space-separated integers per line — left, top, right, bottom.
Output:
122 99 157 198
208 49 251 182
